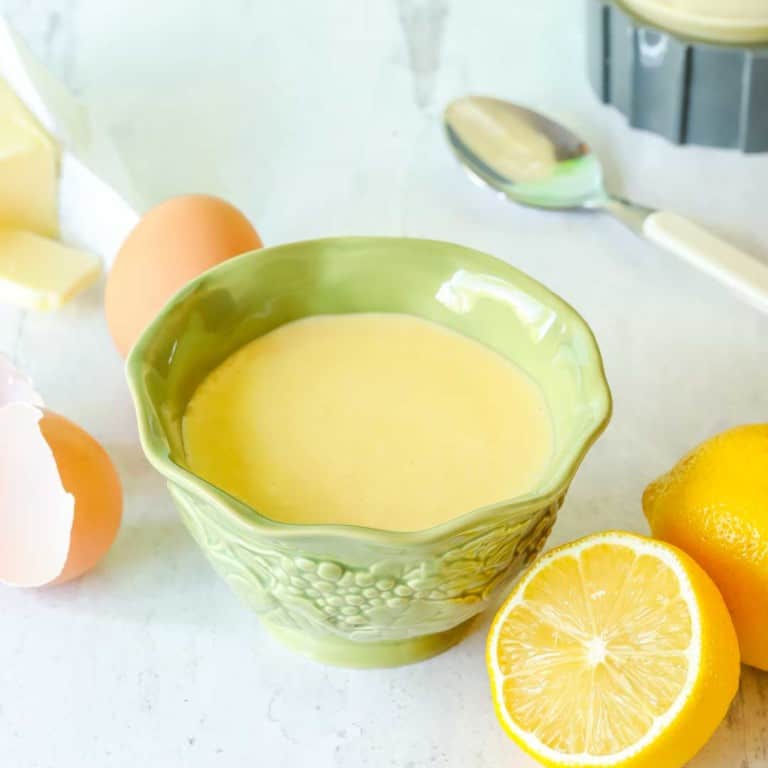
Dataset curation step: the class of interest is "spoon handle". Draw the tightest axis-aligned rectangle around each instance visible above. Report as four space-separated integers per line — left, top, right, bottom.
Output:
643 211 768 313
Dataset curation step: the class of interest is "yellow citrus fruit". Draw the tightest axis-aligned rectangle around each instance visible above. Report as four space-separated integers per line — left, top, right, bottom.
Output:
487 531 739 768
643 424 768 670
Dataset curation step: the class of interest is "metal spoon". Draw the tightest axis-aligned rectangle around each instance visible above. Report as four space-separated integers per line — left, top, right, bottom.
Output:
444 95 768 313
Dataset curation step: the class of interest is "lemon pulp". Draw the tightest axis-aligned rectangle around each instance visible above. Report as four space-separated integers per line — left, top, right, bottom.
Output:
487 532 740 767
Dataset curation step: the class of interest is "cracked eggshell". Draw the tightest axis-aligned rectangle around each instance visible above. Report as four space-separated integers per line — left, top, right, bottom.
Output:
0 359 122 587
37 410 123 585
0 403 74 587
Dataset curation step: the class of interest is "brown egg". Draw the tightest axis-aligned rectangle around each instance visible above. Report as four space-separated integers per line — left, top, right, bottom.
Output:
105 194 263 357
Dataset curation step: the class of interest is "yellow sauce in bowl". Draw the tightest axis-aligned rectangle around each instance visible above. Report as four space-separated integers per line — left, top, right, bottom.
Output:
182 313 553 531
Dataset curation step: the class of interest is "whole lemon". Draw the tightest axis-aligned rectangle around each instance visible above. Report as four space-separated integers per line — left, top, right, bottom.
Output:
643 424 768 670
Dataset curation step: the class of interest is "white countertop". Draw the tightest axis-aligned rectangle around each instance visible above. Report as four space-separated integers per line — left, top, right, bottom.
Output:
2 1 767 766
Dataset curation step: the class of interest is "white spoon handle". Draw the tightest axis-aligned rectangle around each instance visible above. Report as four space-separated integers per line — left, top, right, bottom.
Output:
643 211 768 313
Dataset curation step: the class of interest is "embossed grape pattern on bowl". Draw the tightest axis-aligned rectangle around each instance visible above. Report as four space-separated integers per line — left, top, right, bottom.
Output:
126 237 611 668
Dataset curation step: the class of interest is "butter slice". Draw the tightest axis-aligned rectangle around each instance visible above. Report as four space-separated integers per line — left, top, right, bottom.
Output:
0 229 99 310
0 78 59 237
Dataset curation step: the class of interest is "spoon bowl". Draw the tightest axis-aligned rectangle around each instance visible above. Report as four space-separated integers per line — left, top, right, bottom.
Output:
445 97 605 210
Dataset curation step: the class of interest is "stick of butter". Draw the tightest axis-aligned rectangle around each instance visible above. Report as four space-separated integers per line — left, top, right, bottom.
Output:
0 78 59 237
0 229 99 310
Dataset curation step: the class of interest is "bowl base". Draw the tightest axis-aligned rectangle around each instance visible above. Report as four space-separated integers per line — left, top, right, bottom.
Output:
263 618 475 668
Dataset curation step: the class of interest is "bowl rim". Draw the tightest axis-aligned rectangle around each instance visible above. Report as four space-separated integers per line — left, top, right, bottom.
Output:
126 236 612 545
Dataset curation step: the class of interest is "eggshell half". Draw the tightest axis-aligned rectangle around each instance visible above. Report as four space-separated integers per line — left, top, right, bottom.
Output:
39 409 122 584
0 403 74 587
0 399 122 588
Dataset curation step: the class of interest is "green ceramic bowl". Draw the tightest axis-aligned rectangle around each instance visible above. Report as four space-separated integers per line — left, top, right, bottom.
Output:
126 237 611 668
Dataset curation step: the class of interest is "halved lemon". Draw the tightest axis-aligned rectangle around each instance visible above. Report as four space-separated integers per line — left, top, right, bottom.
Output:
487 531 739 768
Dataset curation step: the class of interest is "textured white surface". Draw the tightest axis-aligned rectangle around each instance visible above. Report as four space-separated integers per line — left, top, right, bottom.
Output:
1 1 767 766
